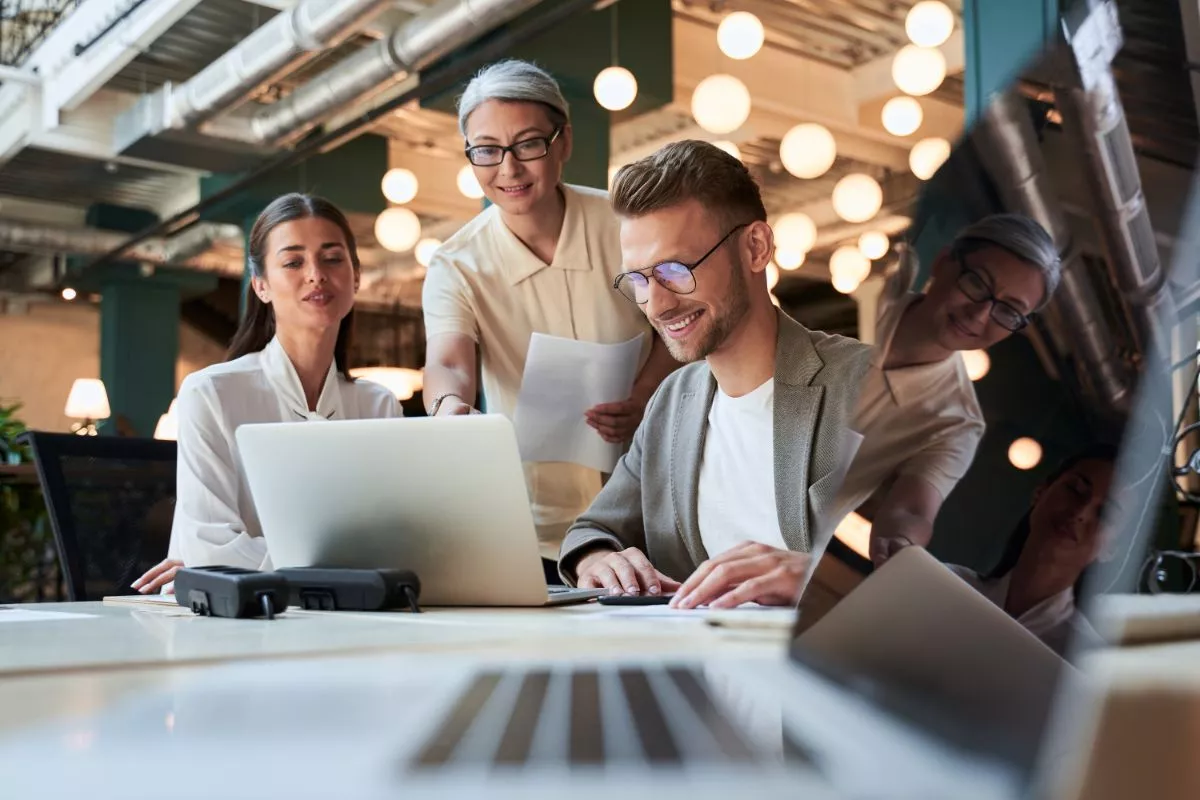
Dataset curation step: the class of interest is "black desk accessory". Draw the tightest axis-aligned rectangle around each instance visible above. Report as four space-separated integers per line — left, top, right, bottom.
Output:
174 566 288 619
275 567 422 613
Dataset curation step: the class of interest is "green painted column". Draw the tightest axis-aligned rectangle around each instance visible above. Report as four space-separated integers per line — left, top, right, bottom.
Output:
962 0 1060 127
912 0 1060 282
99 276 182 437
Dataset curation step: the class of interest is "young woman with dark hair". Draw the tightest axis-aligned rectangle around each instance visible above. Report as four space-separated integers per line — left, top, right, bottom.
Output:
133 193 401 593
948 443 1120 656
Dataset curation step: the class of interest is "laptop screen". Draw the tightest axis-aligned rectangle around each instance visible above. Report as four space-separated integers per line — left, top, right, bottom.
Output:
788 12 1193 781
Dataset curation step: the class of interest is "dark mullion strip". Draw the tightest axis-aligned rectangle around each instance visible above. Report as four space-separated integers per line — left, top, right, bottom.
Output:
619 669 680 764
413 673 502 767
666 668 758 762
569 671 605 765
493 671 551 765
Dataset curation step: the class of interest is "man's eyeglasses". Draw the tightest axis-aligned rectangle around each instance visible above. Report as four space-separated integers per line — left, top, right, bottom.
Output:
613 225 748 305
955 260 1031 332
464 128 562 167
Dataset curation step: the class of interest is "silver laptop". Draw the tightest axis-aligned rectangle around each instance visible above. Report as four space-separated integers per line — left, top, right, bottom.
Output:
235 414 603 607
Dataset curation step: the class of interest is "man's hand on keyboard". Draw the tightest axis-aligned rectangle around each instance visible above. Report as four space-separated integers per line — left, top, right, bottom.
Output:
670 543 810 609
576 547 681 597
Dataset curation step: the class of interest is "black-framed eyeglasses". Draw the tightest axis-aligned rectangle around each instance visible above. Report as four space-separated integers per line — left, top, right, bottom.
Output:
955 260 1031 332
612 225 748 305
464 127 562 167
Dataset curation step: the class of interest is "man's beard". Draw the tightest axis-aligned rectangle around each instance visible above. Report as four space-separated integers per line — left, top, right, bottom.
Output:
658 263 751 363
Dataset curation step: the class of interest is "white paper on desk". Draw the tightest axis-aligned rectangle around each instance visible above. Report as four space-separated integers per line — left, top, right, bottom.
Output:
0 608 96 623
514 332 645 472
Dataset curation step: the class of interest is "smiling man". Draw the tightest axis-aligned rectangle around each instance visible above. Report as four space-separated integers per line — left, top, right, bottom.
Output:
557 140 873 609
833 214 1061 568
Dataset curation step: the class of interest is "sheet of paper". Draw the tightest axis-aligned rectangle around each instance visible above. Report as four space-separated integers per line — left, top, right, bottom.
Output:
102 594 195 616
0 607 97 623
514 332 646 472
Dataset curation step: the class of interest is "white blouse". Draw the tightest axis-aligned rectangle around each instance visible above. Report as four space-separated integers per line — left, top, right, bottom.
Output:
165 337 401 571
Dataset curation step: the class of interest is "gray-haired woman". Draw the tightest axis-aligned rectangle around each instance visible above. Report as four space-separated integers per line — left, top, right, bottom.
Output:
420 60 678 581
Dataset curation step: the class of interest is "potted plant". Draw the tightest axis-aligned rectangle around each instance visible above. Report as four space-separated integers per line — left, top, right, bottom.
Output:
0 404 57 603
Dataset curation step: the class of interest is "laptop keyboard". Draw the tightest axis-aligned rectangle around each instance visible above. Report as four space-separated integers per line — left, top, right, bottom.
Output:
409 666 814 770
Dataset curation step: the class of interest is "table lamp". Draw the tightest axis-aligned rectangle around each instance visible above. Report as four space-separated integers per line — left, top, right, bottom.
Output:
347 367 424 401
154 399 178 441
64 378 110 436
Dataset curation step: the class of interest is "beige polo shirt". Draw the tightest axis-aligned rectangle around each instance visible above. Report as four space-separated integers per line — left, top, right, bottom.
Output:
422 183 652 557
830 273 986 528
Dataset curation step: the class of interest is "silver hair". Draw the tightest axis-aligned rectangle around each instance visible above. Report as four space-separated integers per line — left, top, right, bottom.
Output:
456 59 570 138
951 213 1062 309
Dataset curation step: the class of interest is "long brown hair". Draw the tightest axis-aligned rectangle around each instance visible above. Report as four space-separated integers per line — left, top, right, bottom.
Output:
226 193 359 381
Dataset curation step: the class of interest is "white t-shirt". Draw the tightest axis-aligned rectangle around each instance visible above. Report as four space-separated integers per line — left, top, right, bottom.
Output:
422 184 652 556
165 336 401 571
697 378 785 558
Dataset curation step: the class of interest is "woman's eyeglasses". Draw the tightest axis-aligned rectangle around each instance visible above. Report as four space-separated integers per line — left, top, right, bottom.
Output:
464 128 562 167
955 261 1031 332
612 225 748 305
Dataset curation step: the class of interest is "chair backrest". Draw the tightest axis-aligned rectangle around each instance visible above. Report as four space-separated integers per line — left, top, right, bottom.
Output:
20 432 176 601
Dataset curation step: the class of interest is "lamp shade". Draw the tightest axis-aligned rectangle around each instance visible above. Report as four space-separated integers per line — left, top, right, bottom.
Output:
456 164 484 199
831 174 883 223
380 168 418 204
154 399 178 441
775 247 805 271
962 349 991 381
349 367 424 401
892 44 947 96
1008 437 1043 470
780 123 837 179
773 212 817 253
712 140 741 160
906 1 954 47
414 238 442 268
64 378 110 420
909 137 952 180
691 74 751 134
881 96 923 137
858 231 890 260
593 66 638 111
717 11 764 60
766 262 780 290
374 207 422 253
830 245 871 293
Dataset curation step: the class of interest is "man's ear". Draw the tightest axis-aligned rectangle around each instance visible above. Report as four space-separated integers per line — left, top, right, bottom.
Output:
746 220 774 274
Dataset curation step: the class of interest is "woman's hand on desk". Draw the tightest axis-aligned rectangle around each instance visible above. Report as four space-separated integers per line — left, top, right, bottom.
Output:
670 543 810 610
132 558 183 594
576 547 680 597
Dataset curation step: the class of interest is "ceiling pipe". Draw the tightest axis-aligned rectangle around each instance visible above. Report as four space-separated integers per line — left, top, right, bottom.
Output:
219 0 547 146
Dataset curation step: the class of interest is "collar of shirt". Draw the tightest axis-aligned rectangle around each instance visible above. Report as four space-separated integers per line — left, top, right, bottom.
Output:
992 572 1078 635
261 336 343 421
492 184 596 286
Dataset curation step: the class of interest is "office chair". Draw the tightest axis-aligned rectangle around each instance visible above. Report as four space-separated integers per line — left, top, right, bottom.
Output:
20 432 176 602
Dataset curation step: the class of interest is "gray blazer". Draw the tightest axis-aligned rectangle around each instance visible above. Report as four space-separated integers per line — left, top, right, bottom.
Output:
559 312 873 584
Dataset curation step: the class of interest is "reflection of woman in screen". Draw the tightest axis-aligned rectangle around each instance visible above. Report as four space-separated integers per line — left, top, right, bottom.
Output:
949 444 1117 656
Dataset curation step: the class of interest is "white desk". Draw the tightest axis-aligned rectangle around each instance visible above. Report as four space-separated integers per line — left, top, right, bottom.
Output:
0 601 791 733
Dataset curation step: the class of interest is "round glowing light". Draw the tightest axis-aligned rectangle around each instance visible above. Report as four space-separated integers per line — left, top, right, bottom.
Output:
906 1 955 48
374 207 422 253
712 140 741 160
909 137 952 180
1008 437 1043 470
831 174 883 223
830 245 872 286
892 44 947 96
61 287 77 301
882 96 924 137
414 237 442 268
962 349 991 381
831 270 863 294
691 74 752 134
717 11 765 60
858 231 890 260
593 66 638 111
380 168 418 204
769 292 782 308
766 262 780 290
773 212 817 253
456 164 484 199
775 247 805 271
780 123 837 179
